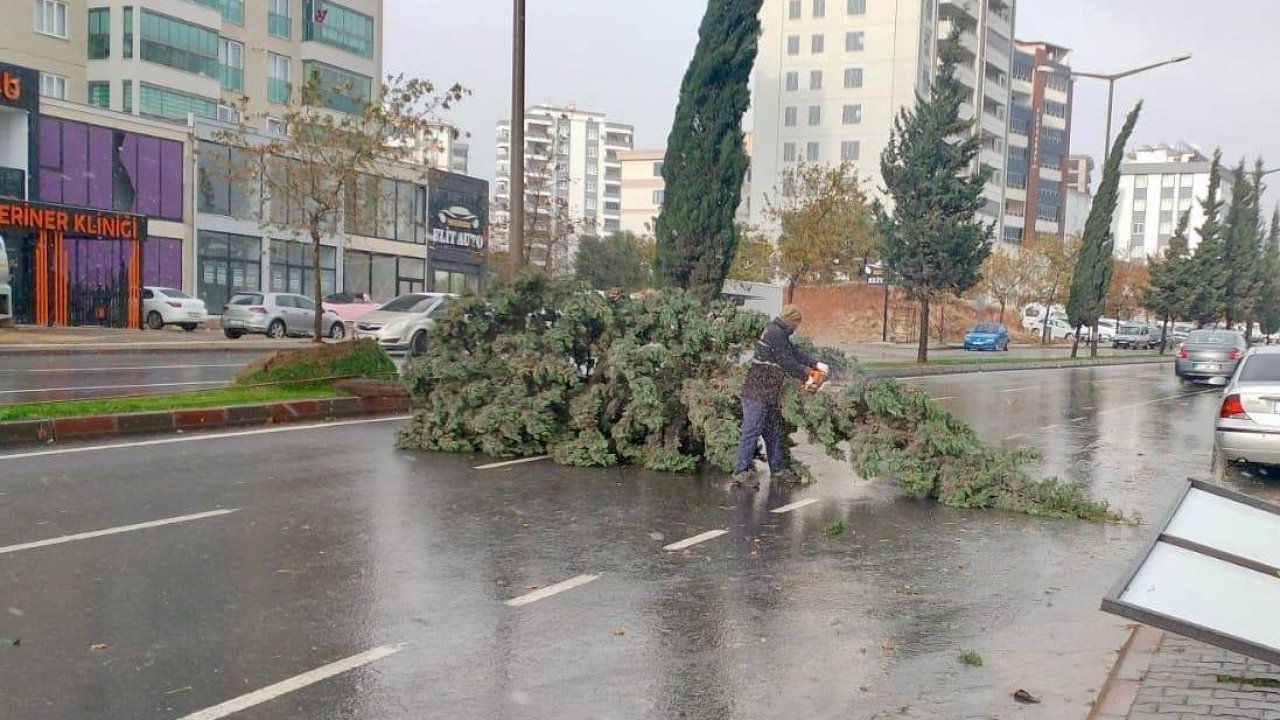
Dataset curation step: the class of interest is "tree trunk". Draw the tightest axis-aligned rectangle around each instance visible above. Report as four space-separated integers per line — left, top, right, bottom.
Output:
783 278 797 304
917 298 930 364
1090 319 1100 358
312 227 324 343
1159 314 1170 356
1070 325 1081 358
998 298 1007 325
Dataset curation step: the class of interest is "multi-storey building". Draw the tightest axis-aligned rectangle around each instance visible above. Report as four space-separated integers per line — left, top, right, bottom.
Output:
750 0 1016 238
1004 40 1071 244
1067 154 1093 194
5 0 383 127
618 135 753 238
1113 143 1232 261
1064 154 1094 237
493 105 634 263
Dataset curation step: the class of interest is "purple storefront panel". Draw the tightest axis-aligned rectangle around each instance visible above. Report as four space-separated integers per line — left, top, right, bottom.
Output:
87 126 114 211
142 237 183 289
160 142 184 221
61 122 88 206
135 137 162 217
38 118 60 169
38 170 62 203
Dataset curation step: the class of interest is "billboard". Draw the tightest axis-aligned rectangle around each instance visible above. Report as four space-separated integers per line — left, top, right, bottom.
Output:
428 170 488 250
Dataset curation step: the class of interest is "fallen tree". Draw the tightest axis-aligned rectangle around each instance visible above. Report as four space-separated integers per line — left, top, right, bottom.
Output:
398 274 1122 521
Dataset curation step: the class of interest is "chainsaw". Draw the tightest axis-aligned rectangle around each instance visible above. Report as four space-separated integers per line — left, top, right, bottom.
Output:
802 362 831 393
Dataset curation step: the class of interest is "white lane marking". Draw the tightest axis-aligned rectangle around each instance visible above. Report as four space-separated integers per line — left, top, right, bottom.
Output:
0 363 244 374
1003 433 1027 441
0 380 225 395
771 498 821 514
175 644 404 720
663 529 728 552
505 574 599 607
474 455 550 470
0 415 412 461
930 396 957 401
1070 416 1088 422
0 509 237 556
1095 388 1217 416
1001 386 1037 393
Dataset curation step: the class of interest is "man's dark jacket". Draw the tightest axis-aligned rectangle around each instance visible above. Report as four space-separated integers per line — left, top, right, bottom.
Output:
742 318 816 404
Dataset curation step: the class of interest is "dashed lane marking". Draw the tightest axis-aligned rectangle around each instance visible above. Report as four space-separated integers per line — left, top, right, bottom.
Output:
663 529 729 552
1001 386 1037 393
0 509 238 556
505 574 600 607
771 498 821 514
474 455 551 470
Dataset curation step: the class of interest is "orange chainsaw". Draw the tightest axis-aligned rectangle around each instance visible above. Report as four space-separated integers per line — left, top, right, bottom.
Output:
802 362 831 393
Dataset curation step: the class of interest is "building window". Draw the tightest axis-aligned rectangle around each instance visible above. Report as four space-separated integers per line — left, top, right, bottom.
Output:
305 0 376 59
1133 197 1146 211
341 173 427 243
784 106 797 127
807 141 820 162
1160 174 1176 188
268 0 291 38
650 189 665 205
139 82 218 121
811 33 824 53
432 270 477 295
809 70 823 90
35 0 68 38
197 141 253 218
266 117 288 136
652 161 663 177
1180 174 1194 187
122 80 132 113
783 142 796 162
39 73 67 100
813 0 825 17
1179 197 1193 211
344 251 425 300
198 231 261 311
302 60 371 114
123 6 133 58
88 8 111 59
787 35 800 55
808 105 821 125
1134 174 1148 189
1160 197 1174 211
88 82 110 108
269 240 336 297
840 140 860 161
267 52 292 104
846 31 864 52
842 104 862 124
1132 222 1144 236
785 71 798 91
219 38 244 93
140 10 220 79
848 0 866 14
788 0 801 19
844 67 863 88
585 179 597 194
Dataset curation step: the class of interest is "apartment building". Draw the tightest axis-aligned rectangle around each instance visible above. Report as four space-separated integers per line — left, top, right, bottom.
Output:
1113 143 1232 261
5 0 382 127
751 0 1016 238
494 105 634 263
619 135 753 238
1067 154 1093 194
1004 40 1071 244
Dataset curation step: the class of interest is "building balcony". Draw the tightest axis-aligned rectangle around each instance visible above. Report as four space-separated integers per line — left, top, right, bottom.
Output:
267 77 292 104
268 11 291 39
220 65 244 93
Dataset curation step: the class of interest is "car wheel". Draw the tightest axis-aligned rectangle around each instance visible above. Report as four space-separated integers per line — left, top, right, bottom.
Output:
146 311 164 330
181 323 197 332
328 321 346 341
267 319 287 340
223 329 243 339
410 330 428 357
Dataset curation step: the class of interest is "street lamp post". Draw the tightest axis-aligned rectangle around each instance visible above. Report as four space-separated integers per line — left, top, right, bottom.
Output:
509 0 527 271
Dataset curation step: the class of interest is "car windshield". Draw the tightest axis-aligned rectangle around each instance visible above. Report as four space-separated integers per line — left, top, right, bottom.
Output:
159 288 191 299
380 294 438 314
1188 331 1238 345
1120 325 1144 334
1238 355 1280 382
325 292 359 303
973 323 1001 333
229 294 263 306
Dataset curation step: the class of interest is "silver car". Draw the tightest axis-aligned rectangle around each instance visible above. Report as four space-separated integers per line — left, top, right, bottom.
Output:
1112 323 1154 349
1214 346 1280 470
1175 329 1247 383
353 292 456 355
221 292 345 340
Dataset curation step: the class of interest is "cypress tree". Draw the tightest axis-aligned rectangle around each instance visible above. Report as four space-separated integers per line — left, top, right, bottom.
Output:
1220 159 1263 333
1187 152 1227 327
1257 208 1280 338
878 28 993 364
1066 103 1142 357
1143 211 1192 353
654 0 762 302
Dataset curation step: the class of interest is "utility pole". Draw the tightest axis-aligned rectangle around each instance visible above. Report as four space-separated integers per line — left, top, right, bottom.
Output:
508 0 526 270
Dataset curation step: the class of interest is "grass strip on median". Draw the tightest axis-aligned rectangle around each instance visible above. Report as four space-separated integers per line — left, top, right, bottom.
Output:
0 386 344 423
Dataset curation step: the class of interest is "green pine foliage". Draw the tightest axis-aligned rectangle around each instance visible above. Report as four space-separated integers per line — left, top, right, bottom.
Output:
1067 103 1142 352
1143 211 1194 326
1187 151 1228 326
398 273 1122 522
1256 209 1280 336
1221 159 1265 329
654 0 762 302
574 233 653 293
878 28 993 363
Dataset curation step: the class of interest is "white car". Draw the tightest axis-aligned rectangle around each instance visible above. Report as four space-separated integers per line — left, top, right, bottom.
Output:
353 292 458 356
1029 316 1077 342
143 286 208 331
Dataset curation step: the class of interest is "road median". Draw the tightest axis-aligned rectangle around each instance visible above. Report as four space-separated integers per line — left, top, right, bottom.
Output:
866 353 1171 378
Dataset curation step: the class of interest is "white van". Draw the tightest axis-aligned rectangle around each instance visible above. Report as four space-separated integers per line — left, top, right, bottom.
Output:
0 232 11 326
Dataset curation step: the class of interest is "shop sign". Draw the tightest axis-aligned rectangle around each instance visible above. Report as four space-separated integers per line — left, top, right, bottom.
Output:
428 171 488 250
0 199 142 241
0 62 39 113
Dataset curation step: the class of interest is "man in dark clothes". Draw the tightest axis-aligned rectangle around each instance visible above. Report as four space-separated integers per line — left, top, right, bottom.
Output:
733 304 818 489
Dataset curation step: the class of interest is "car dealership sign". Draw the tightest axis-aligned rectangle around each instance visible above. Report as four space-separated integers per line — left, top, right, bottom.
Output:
428 171 488 250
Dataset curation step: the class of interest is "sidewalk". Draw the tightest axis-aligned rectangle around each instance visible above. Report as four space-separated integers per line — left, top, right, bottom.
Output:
0 325 310 354
1091 626 1280 720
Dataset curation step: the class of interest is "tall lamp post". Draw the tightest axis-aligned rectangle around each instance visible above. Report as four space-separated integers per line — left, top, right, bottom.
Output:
509 0 527 270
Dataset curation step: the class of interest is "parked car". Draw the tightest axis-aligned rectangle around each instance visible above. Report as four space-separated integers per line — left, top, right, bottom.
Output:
322 292 381 323
963 322 1010 351
221 292 345 340
353 292 457 356
1214 346 1280 473
1112 323 1155 350
143 286 208 331
1175 329 1248 383
1029 316 1076 342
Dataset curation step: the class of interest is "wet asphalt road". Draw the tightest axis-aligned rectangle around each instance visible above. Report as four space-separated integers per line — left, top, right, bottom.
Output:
0 350 262 405
0 362 1270 719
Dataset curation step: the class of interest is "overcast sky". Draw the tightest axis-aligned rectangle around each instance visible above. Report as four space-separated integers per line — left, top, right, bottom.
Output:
386 0 1280 197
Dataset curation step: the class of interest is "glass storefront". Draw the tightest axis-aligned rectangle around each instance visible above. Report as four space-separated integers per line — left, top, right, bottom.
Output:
197 230 260 311
269 239 336 297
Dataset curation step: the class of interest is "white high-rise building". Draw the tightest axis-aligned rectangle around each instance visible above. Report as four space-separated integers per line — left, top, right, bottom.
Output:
751 0 1015 236
1113 144 1233 262
494 105 634 264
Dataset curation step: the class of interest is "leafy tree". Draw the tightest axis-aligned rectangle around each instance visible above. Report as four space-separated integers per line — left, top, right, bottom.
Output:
1186 151 1228 327
216 74 465 340
878 29 993 363
1143 210 1194 352
1107 260 1150 322
766 162 880 303
1067 103 1142 357
1221 159 1265 333
976 248 1031 325
1024 233 1080 344
727 225 777 283
654 0 762 302
1257 208 1280 338
574 233 652 292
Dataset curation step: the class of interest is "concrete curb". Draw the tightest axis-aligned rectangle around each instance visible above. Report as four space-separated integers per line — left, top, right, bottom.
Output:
0 395 411 450
1087 625 1165 720
867 355 1171 379
0 341 307 356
